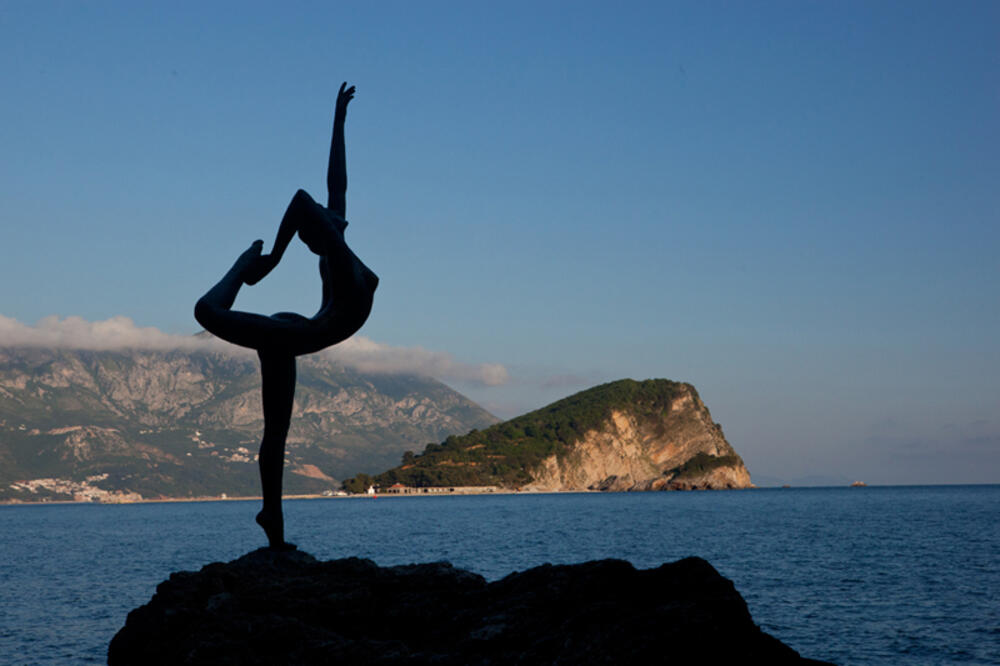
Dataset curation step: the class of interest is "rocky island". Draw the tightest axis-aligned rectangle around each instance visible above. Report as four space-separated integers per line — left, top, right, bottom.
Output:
109 549 830 665
346 378 752 493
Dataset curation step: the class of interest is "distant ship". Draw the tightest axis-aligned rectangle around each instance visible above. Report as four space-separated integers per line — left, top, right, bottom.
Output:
850 481 867 487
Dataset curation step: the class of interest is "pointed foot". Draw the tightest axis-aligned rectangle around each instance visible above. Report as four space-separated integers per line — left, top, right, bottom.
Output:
256 509 291 550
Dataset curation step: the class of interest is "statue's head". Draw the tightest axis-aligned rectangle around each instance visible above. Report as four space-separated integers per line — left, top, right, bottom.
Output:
298 216 327 254
298 210 346 255
289 189 346 255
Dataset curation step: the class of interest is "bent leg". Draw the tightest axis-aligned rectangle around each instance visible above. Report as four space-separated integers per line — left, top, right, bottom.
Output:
195 241 308 351
194 255 248 327
255 350 297 550
194 240 263 343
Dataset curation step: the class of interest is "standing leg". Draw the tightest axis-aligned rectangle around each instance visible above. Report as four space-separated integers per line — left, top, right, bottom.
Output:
255 350 297 550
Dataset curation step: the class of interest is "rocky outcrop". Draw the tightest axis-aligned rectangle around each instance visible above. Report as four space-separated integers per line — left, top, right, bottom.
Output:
367 379 753 492
109 549 830 665
523 385 752 492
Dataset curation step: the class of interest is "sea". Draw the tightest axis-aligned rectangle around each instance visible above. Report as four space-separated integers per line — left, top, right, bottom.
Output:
1 485 998 665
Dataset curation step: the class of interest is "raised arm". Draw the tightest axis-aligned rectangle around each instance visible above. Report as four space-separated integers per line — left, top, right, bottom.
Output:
243 83 354 286
327 82 354 216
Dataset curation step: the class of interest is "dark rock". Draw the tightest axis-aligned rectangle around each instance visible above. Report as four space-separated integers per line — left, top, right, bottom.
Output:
109 549 832 665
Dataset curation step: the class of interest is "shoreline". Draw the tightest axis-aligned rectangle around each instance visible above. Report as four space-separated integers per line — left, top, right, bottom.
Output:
0 487 588 506
3 482 998 506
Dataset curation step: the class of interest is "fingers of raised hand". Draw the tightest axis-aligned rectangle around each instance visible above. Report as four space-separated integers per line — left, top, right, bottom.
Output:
337 82 355 105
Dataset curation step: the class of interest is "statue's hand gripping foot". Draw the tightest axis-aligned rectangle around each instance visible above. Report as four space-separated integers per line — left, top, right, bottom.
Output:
237 240 280 286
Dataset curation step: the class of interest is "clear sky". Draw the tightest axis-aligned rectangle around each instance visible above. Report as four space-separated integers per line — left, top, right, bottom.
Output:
2 1 998 485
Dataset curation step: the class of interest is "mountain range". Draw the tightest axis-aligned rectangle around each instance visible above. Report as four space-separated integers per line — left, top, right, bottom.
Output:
0 346 497 501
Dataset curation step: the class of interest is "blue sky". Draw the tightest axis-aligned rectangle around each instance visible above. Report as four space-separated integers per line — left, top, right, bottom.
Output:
2 1 998 484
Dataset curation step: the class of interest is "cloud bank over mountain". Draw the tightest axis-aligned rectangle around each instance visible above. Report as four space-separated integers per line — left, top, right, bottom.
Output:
327 336 508 386
0 315 508 387
0 315 219 351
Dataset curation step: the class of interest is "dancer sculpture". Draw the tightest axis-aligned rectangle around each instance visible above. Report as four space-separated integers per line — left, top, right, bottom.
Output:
195 83 378 549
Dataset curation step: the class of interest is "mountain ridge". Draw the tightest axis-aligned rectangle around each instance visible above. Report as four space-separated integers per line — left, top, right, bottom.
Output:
0 346 497 502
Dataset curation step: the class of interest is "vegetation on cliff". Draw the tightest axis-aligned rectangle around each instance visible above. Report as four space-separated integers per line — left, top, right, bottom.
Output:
666 452 741 480
343 379 724 492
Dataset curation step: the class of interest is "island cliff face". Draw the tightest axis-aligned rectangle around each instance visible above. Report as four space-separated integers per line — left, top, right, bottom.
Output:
525 389 752 491
359 379 752 492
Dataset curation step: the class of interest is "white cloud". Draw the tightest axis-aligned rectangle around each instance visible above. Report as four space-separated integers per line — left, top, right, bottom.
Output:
0 314 508 386
0 314 227 351
325 336 509 386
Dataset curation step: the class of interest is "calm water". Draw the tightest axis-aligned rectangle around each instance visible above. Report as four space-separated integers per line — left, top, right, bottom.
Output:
1 486 998 665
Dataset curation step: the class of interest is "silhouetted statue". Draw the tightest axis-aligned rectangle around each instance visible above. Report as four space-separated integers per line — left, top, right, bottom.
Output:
195 83 378 549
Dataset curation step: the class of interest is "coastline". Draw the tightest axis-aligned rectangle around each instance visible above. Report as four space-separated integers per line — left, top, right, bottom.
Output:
0 487 596 506
4 483 999 506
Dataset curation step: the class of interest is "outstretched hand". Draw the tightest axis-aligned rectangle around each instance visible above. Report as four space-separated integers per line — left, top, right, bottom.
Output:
335 82 355 118
237 240 280 285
